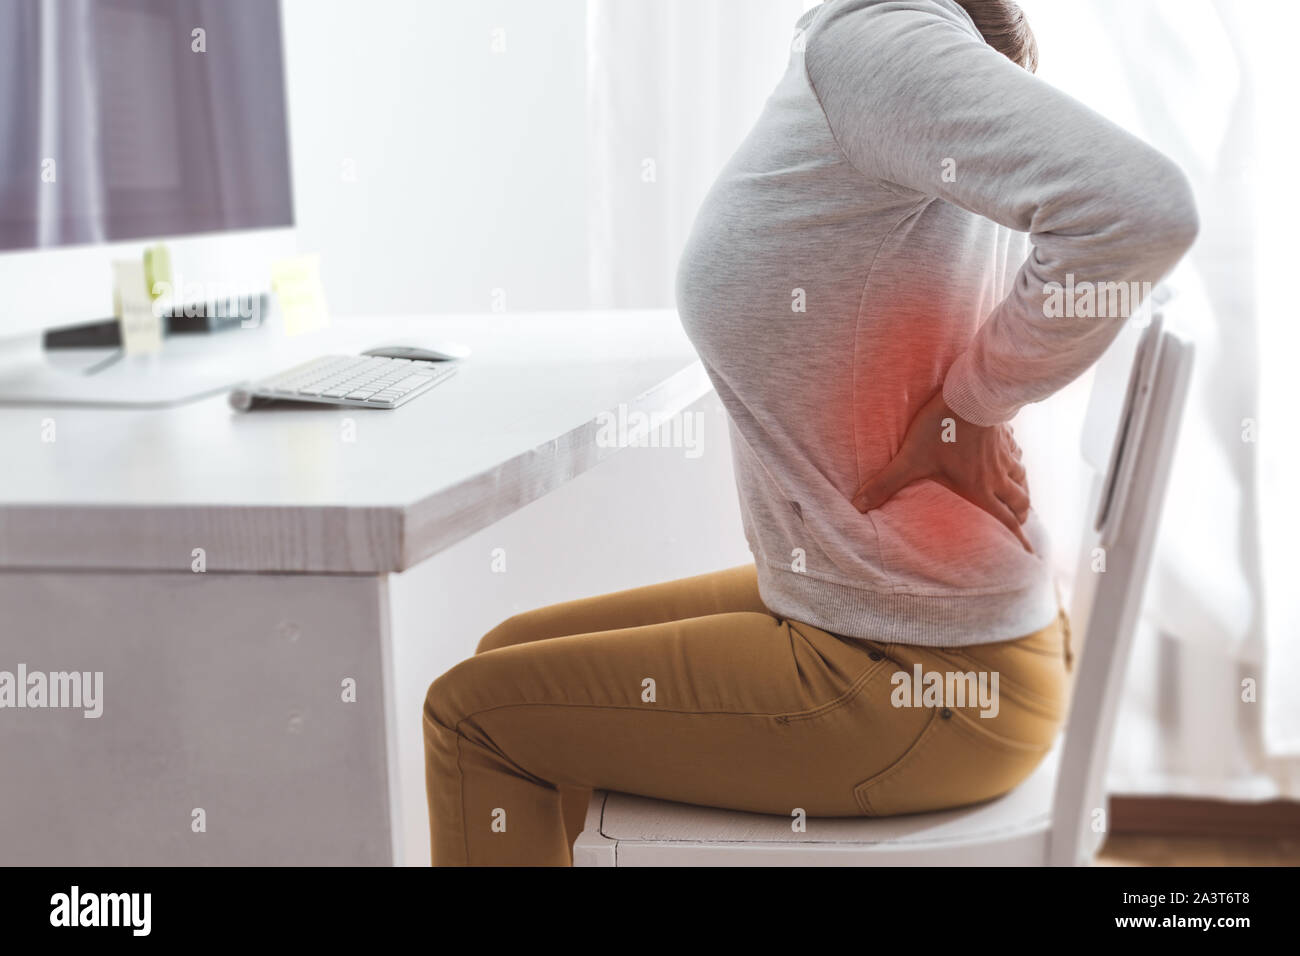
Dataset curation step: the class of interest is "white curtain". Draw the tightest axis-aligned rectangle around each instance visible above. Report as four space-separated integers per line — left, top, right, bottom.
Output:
1247 2 1300 785
585 0 1298 798
1019 0 1297 799
585 0 811 307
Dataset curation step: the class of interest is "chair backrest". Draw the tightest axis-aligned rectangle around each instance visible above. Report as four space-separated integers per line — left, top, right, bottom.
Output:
1046 311 1195 866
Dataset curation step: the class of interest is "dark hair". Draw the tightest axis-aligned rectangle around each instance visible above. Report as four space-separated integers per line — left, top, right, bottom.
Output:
953 0 1038 73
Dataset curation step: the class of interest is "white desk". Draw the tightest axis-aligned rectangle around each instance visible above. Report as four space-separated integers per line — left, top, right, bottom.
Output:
0 310 749 865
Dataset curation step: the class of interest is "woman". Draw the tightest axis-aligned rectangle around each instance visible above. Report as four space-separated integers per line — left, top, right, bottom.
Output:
424 0 1198 866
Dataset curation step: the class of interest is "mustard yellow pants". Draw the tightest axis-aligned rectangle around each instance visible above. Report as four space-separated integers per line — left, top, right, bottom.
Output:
423 564 1071 866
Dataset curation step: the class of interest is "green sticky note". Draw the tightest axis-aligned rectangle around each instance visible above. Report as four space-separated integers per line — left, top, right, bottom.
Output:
143 243 172 302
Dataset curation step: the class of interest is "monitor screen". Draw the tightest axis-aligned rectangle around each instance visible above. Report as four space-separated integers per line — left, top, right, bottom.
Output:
0 0 293 253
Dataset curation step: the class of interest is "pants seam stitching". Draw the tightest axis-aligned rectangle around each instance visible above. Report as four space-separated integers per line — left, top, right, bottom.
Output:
445 660 887 728
853 710 940 813
781 659 887 723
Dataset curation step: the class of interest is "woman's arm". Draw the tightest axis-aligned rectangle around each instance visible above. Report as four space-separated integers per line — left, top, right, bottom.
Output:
805 0 1199 428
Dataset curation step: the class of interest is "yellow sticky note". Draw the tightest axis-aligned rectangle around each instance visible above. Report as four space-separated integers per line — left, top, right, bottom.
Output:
114 259 163 355
271 254 330 337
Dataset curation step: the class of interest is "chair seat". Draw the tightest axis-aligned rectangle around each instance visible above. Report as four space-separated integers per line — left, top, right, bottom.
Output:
574 743 1060 866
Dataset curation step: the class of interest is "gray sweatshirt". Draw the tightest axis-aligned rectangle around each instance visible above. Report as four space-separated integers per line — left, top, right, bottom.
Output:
676 0 1198 645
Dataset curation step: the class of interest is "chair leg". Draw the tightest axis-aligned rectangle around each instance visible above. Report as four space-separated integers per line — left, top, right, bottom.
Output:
572 791 617 867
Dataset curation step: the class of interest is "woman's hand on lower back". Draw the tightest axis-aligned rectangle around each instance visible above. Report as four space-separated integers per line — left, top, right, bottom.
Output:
851 390 1035 554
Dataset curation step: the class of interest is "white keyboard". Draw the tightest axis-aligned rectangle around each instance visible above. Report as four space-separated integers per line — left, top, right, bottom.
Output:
229 354 459 411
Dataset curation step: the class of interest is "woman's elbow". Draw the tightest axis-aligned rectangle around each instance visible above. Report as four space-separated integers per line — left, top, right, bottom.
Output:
1157 160 1199 251
1133 155 1200 260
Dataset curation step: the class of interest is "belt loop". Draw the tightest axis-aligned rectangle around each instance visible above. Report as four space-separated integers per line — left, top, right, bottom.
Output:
1059 608 1074 673
1052 577 1074 673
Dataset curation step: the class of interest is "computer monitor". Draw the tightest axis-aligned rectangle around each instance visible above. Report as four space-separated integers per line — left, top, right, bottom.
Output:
0 0 296 403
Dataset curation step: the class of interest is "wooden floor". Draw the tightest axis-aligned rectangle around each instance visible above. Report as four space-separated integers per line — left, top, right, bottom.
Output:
1097 834 1300 866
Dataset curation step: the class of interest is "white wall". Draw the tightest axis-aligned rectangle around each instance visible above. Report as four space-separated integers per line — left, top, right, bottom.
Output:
281 0 589 316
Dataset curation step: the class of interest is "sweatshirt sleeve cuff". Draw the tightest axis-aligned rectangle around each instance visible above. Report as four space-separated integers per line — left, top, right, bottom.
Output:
941 352 1014 427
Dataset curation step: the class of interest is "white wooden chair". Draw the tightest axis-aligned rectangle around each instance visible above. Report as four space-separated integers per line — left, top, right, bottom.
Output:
574 313 1194 867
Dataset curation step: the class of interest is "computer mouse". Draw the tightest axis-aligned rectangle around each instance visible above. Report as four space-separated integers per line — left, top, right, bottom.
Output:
363 344 470 362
